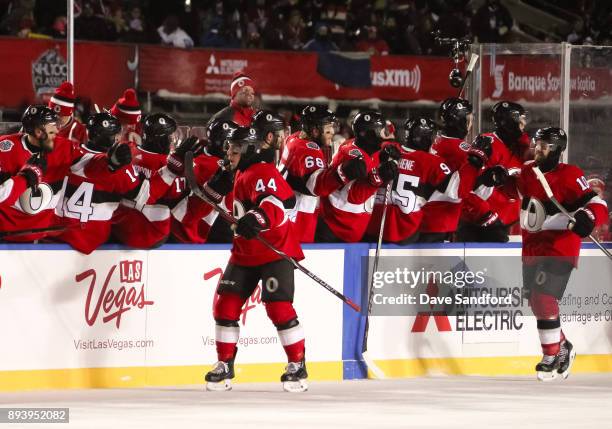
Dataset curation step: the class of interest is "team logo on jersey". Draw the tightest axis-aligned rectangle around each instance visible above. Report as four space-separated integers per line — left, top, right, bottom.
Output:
306 141 319 150
0 139 14 152
31 49 68 98
520 197 547 232
459 142 470 151
349 148 362 158
18 183 53 214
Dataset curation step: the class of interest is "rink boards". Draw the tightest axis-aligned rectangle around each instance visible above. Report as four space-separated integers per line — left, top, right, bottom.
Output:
0 243 611 391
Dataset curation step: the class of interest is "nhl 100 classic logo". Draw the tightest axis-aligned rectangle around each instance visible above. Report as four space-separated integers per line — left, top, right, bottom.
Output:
31 49 68 98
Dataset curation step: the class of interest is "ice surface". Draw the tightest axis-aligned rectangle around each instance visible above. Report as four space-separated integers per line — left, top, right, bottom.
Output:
2 374 611 429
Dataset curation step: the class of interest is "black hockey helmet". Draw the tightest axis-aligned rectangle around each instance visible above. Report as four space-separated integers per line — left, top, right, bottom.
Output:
492 101 527 143
439 97 472 139
252 110 286 156
141 113 178 154
86 112 121 151
352 109 385 153
225 126 264 170
301 105 336 135
402 117 437 152
22 105 59 135
206 119 238 158
533 126 567 171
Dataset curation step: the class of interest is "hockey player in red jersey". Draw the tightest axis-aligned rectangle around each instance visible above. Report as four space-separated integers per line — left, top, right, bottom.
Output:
279 105 365 242
517 127 608 381
48 81 87 145
207 72 256 127
0 105 110 242
112 113 198 248
457 101 527 242
203 125 308 392
55 112 141 253
366 118 483 243
171 119 238 244
315 110 400 242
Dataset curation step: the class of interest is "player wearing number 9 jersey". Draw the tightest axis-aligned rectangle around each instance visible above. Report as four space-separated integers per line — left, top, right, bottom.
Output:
366 118 481 243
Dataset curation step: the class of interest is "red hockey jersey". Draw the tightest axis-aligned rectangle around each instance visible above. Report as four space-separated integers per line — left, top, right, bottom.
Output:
231 162 303 266
112 147 184 248
518 161 608 263
318 139 382 242
278 132 343 243
0 133 104 241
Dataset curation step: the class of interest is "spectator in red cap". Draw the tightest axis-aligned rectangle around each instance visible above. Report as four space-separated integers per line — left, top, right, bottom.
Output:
207 71 256 126
48 81 87 145
111 88 142 146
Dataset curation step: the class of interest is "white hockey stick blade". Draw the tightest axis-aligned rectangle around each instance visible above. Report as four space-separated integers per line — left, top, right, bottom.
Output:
362 351 386 379
466 53 479 73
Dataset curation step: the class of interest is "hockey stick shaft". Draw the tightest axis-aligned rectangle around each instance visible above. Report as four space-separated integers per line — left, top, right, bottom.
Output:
184 152 361 312
533 166 612 260
0 224 70 239
458 53 479 99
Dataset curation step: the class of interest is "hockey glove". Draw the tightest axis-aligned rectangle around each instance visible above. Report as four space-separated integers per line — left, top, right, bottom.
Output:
467 135 493 169
202 166 234 203
337 157 367 184
479 165 509 187
167 136 203 176
377 160 399 183
107 142 132 171
18 154 47 188
379 144 401 163
569 208 595 238
235 208 270 239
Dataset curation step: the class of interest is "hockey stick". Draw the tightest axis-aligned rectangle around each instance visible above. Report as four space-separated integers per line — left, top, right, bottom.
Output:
0 224 69 239
533 166 612 260
184 151 361 312
361 182 393 379
458 53 479 99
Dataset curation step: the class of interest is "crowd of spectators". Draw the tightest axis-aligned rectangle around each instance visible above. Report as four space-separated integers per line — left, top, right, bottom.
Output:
1 0 610 55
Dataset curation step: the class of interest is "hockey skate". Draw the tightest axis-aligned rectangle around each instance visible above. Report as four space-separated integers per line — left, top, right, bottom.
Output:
205 359 235 391
281 359 308 393
536 354 560 382
557 340 576 380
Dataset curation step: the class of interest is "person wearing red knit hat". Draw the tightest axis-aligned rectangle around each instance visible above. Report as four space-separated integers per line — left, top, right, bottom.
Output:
111 88 142 146
207 71 256 127
48 81 87 145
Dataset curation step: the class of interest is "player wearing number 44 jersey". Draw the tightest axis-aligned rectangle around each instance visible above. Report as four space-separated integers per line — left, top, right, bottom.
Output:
517 127 607 382
202 122 308 393
0 105 109 242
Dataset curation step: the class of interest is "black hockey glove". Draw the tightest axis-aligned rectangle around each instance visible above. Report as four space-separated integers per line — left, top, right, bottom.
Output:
235 208 270 239
107 142 132 171
467 135 493 169
377 160 399 183
569 208 595 238
337 157 367 184
167 136 203 176
202 166 234 204
18 154 47 188
379 144 401 163
478 165 509 188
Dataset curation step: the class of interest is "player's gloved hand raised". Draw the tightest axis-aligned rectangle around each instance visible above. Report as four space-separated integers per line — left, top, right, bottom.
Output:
378 160 399 183
18 154 47 188
337 157 367 184
107 142 132 171
479 165 508 187
379 144 401 163
467 135 493 169
202 165 234 203
235 208 270 239
569 208 595 238
167 136 203 176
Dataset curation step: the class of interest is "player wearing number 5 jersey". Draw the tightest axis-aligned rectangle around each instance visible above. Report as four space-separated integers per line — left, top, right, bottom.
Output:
366 118 482 243
204 123 308 392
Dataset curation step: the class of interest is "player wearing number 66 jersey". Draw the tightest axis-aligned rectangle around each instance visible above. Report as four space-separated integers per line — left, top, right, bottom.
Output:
366 118 482 243
278 106 354 242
